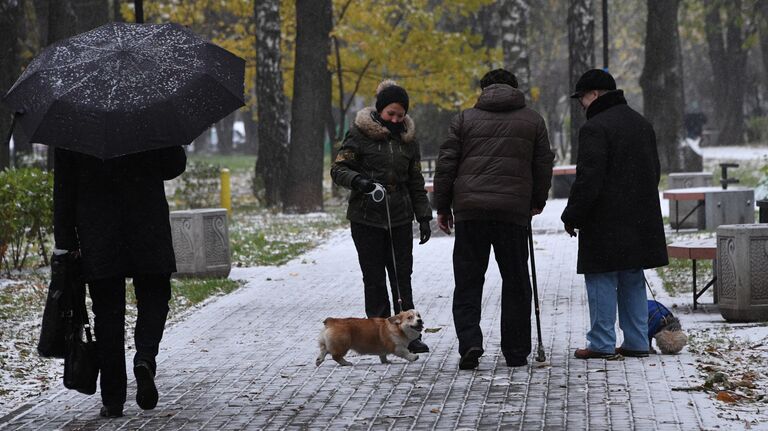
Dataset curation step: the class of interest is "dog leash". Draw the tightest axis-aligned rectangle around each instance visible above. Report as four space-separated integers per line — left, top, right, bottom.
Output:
368 183 404 311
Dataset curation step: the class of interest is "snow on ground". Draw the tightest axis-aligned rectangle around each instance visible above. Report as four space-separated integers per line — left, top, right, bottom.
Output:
701 146 768 161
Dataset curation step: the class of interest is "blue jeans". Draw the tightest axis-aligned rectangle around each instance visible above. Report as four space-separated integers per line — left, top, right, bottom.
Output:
584 269 648 353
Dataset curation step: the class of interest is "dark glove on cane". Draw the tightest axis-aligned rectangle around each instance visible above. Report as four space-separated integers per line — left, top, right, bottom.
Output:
352 176 376 193
419 220 431 244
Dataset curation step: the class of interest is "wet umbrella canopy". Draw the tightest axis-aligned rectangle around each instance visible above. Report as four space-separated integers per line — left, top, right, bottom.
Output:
3 22 245 159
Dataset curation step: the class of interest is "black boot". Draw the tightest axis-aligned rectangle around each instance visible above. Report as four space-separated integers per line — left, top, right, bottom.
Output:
134 361 158 410
408 337 429 353
99 404 123 418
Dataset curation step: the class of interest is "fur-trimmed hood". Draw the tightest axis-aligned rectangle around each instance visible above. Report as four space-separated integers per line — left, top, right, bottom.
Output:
353 106 416 143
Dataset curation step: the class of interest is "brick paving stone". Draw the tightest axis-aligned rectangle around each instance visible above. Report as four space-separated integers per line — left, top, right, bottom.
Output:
0 202 728 430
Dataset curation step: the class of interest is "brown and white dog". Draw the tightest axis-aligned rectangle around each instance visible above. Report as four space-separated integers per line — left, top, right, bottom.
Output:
315 309 424 366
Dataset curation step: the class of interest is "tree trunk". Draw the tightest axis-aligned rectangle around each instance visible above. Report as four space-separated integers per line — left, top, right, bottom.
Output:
756 0 768 118
193 129 211 153
73 0 108 33
255 0 289 208
704 0 750 146
284 0 331 213
242 107 258 155
0 1 24 170
499 0 531 95
568 0 594 164
216 112 235 155
640 0 689 173
46 0 78 170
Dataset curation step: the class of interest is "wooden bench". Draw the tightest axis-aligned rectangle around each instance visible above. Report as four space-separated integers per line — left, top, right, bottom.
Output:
666 239 716 309
552 165 577 198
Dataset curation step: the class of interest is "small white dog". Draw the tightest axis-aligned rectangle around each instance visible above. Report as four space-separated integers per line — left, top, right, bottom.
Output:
316 309 424 366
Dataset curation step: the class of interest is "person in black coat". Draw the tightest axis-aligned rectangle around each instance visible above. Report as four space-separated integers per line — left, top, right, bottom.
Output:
53 145 186 417
561 69 668 360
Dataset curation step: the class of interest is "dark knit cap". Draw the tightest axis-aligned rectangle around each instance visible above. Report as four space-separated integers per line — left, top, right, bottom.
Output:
570 69 616 98
376 82 409 113
480 69 518 89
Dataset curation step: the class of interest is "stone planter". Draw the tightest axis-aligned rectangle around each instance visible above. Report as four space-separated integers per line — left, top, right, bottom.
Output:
716 224 768 322
668 172 712 229
170 208 231 278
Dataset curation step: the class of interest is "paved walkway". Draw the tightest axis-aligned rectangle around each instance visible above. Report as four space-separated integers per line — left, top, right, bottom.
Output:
0 201 726 430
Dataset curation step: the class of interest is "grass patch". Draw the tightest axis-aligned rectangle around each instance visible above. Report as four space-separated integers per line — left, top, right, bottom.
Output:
229 204 347 266
188 154 256 174
125 277 246 317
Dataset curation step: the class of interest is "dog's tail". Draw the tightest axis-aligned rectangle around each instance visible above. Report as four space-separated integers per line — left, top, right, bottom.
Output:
654 330 687 354
316 327 328 366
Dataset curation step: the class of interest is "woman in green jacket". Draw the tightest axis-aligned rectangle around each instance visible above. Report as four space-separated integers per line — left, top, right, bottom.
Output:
331 80 432 353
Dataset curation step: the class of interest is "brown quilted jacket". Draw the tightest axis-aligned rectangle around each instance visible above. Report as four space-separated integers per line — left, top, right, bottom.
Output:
433 84 554 226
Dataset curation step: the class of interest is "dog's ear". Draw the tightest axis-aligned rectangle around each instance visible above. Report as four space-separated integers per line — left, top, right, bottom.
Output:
387 316 401 325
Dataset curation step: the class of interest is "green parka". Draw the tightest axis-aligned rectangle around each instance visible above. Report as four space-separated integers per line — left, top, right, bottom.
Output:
331 107 432 228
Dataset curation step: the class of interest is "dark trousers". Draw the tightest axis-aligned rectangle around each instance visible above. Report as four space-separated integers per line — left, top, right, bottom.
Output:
88 273 171 406
453 221 532 359
351 222 414 318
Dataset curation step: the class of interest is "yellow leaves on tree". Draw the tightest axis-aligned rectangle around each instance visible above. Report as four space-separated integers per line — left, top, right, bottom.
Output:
121 1 497 117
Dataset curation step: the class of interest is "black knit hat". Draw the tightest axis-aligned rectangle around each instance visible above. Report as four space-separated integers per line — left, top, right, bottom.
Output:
375 80 409 113
480 69 518 89
570 69 616 98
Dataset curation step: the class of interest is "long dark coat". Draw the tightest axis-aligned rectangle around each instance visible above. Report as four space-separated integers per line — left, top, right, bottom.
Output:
330 107 432 228
561 90 668 274
53 146 187 281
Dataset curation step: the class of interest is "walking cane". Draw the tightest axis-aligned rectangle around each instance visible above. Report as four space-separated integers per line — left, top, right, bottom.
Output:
528 222 546 363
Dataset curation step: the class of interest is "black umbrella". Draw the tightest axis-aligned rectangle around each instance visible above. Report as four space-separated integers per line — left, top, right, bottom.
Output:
3 22 245 159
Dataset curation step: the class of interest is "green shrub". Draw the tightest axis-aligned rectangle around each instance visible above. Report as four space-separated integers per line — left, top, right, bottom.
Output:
0 168 53 273
746 116 768 143
174 160 221 209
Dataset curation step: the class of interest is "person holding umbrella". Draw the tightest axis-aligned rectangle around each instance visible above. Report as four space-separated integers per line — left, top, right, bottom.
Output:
4 22 245 417
331 80 432 354
53 146 186 417
433 69 554 370
561 69 668 360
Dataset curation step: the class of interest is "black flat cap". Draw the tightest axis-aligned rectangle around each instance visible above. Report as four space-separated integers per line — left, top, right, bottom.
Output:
570 69 616 98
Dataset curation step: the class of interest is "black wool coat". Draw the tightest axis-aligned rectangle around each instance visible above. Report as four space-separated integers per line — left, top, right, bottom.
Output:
561 90 668 274
331 107 432 228
53 146 187 281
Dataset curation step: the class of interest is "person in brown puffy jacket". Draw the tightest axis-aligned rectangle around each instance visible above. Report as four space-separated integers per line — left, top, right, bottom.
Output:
433 69 554 370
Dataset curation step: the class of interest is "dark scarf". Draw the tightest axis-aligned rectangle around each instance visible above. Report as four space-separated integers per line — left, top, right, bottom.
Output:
371 111 406 136
586 90 627 120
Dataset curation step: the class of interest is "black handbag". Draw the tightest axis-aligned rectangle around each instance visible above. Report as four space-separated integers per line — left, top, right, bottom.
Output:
37 253 76 358
62 280 99 395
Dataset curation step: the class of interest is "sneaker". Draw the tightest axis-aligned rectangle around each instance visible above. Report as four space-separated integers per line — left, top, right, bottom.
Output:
574 348 623 360
615 347 650 358
459 347 484 370
99 404 123 418
134 361 158 410
408 338 430 354
505 356 528 367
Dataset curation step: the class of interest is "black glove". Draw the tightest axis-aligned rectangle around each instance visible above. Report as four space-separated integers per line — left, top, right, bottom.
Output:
352 176 376 193
418 220 431 244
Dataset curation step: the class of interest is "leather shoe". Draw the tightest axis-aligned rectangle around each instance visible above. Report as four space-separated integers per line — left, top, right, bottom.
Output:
99 404 123 418
408 338 430 353
615 347 650 358
134 361 159 410
574 348 623 360
459 347 484 370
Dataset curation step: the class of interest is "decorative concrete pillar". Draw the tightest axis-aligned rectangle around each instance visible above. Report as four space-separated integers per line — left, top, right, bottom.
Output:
668 172 712 229
716 224 768 322
170 208 231 278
